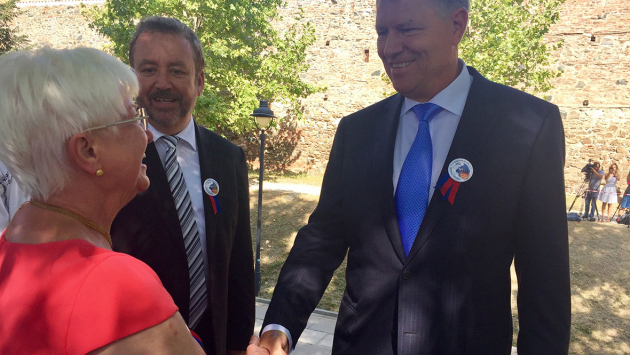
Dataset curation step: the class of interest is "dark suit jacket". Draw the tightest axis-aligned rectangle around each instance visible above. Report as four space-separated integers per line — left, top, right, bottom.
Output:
262 68 571 355
111 122 255 355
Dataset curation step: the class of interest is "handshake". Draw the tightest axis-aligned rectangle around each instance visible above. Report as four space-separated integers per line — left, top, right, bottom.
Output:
245 331 290 355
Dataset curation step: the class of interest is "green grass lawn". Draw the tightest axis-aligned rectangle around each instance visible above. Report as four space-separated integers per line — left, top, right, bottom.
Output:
250 181 630 354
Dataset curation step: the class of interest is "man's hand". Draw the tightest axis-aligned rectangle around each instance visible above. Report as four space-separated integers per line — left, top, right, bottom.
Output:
246 331 289 355
246 335 271 355
590 167 603 178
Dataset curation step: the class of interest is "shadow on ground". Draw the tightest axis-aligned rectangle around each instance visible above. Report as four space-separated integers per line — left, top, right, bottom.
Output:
566 221 630 354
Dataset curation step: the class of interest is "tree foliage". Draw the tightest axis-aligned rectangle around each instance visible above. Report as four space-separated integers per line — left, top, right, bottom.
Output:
0 0 28 55
84 0 321 134
460 0 565 93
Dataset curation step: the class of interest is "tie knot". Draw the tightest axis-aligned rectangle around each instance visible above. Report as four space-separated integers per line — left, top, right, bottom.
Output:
162 135 179 149
412 103 443 123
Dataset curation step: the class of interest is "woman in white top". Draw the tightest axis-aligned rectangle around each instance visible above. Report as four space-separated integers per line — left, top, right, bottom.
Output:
598 162 619 222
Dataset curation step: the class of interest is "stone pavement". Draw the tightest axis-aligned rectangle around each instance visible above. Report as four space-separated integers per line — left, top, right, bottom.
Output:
254 298 518 355
255 299 335 355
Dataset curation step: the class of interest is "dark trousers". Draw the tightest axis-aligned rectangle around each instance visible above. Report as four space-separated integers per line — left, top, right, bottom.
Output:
584 190 599 218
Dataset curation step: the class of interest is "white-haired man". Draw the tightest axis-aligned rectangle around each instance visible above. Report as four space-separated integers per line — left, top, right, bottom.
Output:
250 0 571 354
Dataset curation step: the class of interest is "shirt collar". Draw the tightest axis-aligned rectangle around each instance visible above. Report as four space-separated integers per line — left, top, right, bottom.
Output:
401 59 472 117
149 116 198 152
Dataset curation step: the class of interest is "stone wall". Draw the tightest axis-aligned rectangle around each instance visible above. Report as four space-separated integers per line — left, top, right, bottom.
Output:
15 2 110 50
271 0 630 192
12 0 630 192
258 0 391 172
544 0 630 190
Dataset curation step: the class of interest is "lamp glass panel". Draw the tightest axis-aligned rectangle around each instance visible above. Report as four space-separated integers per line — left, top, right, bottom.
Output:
256 116 272 128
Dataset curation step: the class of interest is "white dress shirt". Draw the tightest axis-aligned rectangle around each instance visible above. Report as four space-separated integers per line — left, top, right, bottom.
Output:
149 117 209 279
393 60 473 200
262 60 474 350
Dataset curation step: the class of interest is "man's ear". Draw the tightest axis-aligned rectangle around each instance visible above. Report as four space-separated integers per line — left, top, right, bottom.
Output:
67 133 100 175
451 8 469 45
196 70 205 96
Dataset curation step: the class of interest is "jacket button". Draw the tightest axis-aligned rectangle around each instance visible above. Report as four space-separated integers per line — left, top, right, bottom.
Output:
402 269 411 280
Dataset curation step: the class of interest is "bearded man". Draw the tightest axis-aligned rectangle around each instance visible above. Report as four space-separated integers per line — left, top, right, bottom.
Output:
111 16 255 355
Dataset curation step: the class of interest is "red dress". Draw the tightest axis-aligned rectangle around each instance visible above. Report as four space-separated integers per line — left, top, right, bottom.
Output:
0 232 178 355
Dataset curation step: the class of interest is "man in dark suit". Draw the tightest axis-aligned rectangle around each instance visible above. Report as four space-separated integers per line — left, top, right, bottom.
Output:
111 17 255 355
250 0 570 354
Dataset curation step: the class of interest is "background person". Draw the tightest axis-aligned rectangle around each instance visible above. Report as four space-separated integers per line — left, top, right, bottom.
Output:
0 47 204 355
0 160 29 230
619 171 630 216
582 161 603 221
253 0 570 353
598 162 619 222
110 16 255 355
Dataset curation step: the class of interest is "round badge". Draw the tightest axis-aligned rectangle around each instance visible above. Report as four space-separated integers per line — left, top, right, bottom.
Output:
448 158 473 183
203 178 220 196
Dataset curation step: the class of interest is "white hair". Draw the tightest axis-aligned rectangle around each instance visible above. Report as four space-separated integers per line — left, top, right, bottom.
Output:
0 47 139 200
377 0 469 18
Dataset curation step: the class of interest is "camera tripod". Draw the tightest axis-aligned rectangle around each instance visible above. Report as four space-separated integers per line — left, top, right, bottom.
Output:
610 191 629 222
612 202 622 222
568 177 600 221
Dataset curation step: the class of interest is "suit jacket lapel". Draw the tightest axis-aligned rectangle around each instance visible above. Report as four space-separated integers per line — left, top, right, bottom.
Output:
374 94 407 263
144 142 187 252
195 122 218 264
406 68 501 263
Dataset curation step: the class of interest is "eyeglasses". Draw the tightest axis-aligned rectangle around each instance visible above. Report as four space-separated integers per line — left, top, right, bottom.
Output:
83 107 148 132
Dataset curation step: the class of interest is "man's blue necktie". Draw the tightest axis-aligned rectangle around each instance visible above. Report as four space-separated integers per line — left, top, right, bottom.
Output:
396 103 443 257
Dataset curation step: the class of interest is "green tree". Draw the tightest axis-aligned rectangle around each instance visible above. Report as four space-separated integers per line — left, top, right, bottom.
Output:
84 0 321 134
460 0 565 94
0 0 28 55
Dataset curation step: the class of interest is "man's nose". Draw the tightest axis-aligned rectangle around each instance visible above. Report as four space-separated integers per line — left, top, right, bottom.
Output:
155 72 172 90
383 32 404 59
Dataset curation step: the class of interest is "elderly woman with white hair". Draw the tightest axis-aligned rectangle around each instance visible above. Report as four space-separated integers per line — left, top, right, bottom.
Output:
0 48 205 354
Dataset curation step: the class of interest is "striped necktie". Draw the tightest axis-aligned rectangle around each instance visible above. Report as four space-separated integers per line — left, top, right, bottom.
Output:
395 103 443 257
162 135 207 329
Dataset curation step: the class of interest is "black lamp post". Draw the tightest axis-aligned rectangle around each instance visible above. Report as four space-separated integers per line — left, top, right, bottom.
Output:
251 100 275 296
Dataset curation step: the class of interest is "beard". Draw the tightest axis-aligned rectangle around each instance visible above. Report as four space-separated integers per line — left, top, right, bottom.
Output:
138 89 195 128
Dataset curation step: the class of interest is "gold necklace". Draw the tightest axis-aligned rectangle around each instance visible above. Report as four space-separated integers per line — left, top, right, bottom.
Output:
28 201 112 248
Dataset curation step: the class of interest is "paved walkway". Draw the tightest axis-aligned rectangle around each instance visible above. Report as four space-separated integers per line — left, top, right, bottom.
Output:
255 299 335 355
255 299 518 355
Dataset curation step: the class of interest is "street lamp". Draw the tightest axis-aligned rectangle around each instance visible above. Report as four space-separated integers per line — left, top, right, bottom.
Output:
251 99 275 296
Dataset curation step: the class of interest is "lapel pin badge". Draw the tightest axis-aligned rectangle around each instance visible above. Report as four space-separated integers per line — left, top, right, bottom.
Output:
435 158 473 205
203 178 222 214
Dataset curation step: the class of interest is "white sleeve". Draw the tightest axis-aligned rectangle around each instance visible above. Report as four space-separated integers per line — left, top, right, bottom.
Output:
0 162 29 230
0 164 11 230
7 178 28 219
